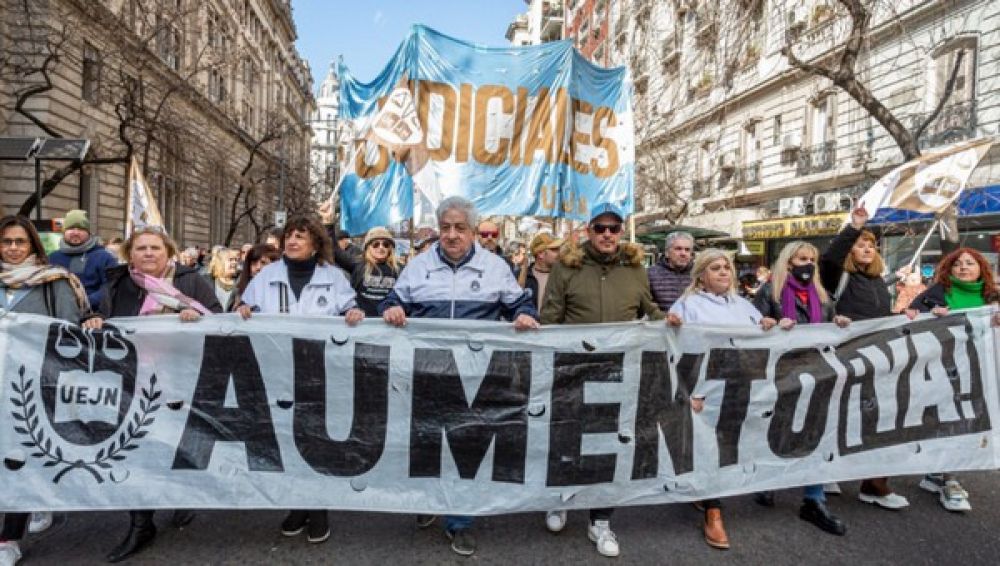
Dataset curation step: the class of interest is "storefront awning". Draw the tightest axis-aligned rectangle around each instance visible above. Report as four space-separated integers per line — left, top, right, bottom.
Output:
635 224 729 247
869 184 1000 225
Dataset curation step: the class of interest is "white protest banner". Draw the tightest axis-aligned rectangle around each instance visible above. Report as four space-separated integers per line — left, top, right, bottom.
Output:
1 309 998 513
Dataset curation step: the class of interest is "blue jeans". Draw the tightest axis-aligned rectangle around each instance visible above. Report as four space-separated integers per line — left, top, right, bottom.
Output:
445 515 473 532
803 484 825 502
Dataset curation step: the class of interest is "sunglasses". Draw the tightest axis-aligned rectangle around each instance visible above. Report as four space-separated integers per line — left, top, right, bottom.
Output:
369 240 394 250
132 225 168 238
479 231 499 239
591 223 623 235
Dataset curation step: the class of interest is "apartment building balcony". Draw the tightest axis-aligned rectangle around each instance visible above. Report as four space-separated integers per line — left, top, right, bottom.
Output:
691 179 710 199
796 141 837 176
540 5 564 42
739 161 761 188
909 100 978 150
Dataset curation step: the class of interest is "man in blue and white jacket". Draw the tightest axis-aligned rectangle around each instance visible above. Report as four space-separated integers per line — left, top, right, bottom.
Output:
379 196 539 557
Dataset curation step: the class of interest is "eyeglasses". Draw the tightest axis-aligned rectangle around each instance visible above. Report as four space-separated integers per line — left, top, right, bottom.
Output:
0 238 30 248
591 223 623 235
370 240 394 250
479 231 499 239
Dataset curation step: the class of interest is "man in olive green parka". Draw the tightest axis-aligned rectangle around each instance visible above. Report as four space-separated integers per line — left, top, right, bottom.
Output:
538 202 664 559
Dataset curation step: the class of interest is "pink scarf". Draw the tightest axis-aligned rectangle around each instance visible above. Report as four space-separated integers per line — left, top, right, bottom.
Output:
129 262 210 316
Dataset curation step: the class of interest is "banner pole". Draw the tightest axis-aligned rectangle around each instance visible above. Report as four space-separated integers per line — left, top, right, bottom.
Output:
907 219 940 270
629 215 635 244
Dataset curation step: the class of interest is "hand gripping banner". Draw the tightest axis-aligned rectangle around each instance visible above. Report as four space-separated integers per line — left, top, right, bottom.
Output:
1 309 999 513
337 25 635 234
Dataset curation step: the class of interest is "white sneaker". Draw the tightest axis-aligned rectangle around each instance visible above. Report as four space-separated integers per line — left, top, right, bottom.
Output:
823 482 842 495
919 474 944 494
587 520 620 558
858 491 910 509
545 510 567 533
28 511 53 534
0 541 22 566
940 480 972 512
920 474 969 498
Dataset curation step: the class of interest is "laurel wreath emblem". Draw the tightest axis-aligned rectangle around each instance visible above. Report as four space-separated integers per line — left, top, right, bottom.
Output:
9 365 162 483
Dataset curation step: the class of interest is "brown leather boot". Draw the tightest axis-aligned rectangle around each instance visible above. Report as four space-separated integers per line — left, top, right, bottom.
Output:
703 508 730 550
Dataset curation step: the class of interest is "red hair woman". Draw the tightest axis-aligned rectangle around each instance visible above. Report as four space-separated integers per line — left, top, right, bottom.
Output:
905 247 999 512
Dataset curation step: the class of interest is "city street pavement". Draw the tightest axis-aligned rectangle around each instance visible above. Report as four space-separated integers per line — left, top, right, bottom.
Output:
16 471 1000 565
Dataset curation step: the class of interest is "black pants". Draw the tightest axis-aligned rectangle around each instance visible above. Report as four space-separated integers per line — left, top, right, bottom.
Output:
589 508 613 523
0 513 29 541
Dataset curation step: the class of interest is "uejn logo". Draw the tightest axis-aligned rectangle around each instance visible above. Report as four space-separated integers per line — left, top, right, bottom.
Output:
9 323 161 483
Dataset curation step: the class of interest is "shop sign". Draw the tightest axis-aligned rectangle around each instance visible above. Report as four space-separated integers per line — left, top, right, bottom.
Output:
744 241 766 256
742 213 846 240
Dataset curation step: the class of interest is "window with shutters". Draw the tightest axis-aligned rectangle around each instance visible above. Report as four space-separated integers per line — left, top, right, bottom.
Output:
808 94 836 146
798 94 837 176
156 19 182 71
917 37 978 148
930 37 977 107
208 69 226 103
82 43 102 104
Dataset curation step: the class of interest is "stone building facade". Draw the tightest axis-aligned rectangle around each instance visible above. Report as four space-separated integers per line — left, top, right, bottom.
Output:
590 0 999 266
0 0 315 247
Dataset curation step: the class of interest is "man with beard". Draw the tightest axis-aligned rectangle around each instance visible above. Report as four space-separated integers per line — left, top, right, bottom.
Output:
48 210 119 308
521 232 563 310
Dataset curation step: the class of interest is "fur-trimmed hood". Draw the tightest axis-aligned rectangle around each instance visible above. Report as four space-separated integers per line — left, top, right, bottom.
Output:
558 240 645 269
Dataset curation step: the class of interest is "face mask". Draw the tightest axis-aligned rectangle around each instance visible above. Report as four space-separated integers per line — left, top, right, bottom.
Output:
791 263 814 283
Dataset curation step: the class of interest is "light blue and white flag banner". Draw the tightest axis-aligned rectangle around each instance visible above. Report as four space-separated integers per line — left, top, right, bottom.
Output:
337 25 635 235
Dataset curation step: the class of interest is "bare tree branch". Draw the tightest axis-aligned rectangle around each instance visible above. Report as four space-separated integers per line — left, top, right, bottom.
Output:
783 0 922 160
913 49 965 142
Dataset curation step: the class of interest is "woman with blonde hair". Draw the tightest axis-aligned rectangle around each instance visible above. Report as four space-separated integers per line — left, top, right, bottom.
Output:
207 248 239 311
752 240 850 535
350 227 400 316
666 248 778 551
819 207 908 510
82 225 221 562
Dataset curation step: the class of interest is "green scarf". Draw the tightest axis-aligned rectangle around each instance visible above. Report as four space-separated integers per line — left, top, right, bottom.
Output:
945 276 985 310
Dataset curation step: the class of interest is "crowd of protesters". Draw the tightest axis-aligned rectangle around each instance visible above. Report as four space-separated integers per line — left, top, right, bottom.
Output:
1 198 999 563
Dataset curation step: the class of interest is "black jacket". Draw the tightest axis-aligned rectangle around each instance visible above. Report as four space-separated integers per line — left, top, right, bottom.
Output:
908 284 948 313
753 281 835 323
324 223 365 275
96 264 223 318
819 226 891 321
350 261 399 317
908 282 998 313
523 264 543 310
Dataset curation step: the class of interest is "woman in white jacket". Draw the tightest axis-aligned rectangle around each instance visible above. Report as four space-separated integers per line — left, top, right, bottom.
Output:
237 216 363 545
666 249 778 551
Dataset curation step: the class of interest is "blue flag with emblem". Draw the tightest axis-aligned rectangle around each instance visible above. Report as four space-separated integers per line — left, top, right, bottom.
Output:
337 25 635 235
